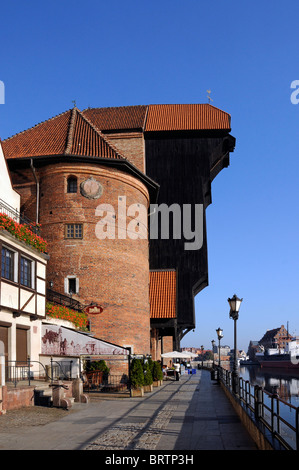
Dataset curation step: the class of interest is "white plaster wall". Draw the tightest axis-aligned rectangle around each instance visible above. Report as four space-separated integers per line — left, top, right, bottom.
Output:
0 143 20 210
0 308 42 367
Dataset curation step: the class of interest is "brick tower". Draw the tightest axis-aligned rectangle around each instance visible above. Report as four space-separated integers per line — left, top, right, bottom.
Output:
3 107 159 355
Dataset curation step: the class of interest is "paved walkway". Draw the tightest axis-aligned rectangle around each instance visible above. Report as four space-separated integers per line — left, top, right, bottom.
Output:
0 370 258 451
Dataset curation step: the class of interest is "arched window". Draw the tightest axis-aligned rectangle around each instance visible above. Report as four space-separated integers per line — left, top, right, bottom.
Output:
67 176 77 193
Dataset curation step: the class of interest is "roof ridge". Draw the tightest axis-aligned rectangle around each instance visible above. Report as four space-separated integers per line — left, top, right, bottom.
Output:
77 108 127 160
148 102 230 113
64 107 77 154
2 108 72 142
82 104 147 112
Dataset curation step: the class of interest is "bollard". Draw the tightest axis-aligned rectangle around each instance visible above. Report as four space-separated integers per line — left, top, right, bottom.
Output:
52 381 72 410
73 377 89 403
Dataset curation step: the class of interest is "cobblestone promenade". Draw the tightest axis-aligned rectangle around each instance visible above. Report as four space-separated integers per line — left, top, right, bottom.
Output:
0 370 257 451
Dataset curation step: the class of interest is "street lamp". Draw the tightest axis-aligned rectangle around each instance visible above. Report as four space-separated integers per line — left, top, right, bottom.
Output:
216 327 223 367
201 345 204 369
211 340 215 367
228 294 243 394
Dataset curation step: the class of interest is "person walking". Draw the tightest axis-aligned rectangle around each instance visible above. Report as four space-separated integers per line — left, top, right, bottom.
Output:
174 362 180 381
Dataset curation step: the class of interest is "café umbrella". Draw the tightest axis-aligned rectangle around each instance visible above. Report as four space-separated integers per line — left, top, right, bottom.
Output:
161 351 197 358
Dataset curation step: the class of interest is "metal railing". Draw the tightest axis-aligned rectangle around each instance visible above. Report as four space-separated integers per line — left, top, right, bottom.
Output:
82 371 130 393
214 366 299 450
0 198 40 235
5 357 75 387
46 288 83 311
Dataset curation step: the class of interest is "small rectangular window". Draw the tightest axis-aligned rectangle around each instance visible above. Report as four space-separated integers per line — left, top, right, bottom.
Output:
65 224 83 239
20 256 32 288
67 177 77 193
1 247 14 281
68 278 76 294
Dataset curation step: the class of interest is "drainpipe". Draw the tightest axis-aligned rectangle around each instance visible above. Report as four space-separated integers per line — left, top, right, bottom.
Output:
30 159 39 224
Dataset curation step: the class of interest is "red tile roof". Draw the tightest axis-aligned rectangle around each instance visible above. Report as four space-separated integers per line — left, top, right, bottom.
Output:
3 110 71 158
145 104 231 131
2 104 231 160
67 109 124 159
149 270 177 319
82 105 148 131
2 107 125 160
83 104 231 132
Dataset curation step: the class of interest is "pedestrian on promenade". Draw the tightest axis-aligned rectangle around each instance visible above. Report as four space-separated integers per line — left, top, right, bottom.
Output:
174 362 180 381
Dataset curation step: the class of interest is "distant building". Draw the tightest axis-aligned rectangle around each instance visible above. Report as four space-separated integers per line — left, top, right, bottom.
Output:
220 345 231 356
247 340 261 361
259 325 292 351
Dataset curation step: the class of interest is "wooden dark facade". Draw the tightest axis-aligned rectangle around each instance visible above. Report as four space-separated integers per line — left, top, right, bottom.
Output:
145 130 235 346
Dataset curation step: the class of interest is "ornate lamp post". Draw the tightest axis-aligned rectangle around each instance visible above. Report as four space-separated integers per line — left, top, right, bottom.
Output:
228 294 243 394
211 340 215 367
216 327 223 368
201 345 204 368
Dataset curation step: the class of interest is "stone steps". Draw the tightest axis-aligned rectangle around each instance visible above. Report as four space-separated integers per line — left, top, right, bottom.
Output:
33 383 75 408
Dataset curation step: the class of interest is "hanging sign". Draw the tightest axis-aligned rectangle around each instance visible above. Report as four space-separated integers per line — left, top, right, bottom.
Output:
84 305 104 315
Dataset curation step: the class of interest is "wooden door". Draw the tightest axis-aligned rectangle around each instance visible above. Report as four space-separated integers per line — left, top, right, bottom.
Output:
16 328 28 363
0 325 8 363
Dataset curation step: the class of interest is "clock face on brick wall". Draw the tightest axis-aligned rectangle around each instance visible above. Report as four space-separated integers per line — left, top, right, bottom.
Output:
80 177 103 199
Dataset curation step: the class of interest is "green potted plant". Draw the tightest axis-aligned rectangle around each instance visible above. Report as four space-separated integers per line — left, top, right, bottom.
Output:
152 361 163 387
143 360 153 392
88 360 109 378
130 358 145 396
84 359 110 389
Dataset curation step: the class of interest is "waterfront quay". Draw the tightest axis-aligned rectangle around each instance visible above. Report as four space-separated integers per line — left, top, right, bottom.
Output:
0 370 257 452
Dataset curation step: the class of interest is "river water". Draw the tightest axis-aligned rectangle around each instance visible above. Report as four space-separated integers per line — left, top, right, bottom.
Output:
238 365 299 448
238 365 299 408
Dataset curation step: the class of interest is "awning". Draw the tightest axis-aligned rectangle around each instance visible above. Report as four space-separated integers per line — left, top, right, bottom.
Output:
41 323 129 356
161 350 198 359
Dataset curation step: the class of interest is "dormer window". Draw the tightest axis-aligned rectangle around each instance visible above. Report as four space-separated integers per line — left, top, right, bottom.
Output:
67 176 77 193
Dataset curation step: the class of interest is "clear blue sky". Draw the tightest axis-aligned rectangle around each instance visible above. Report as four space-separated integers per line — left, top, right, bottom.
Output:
1 1 298 352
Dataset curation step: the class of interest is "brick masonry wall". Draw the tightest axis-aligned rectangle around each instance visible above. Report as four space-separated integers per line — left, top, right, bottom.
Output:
2 385 34 411
150 328 159 361
36 162 151 355
106 133 145 173
150 331 175 363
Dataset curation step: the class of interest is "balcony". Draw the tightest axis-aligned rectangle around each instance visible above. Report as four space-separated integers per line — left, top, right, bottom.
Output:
0 198 40 235
0 200 47 253
46 288 83 312
46 289 88 331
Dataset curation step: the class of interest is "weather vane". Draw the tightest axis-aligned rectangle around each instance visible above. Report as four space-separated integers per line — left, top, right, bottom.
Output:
207 90 213 104
72 100 77 108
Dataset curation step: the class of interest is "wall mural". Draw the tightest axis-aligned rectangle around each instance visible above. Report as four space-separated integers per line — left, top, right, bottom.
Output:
41 324 128 357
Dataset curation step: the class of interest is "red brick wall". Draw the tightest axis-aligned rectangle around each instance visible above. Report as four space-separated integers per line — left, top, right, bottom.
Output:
2 385 34 411
35 163 151 355
150 328 159 361
106 132 145 172
150 331 175 363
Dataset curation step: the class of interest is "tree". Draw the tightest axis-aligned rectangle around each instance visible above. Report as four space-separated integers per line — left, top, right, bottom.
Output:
152 361 163 381
143 360 153 385
131 358 145 389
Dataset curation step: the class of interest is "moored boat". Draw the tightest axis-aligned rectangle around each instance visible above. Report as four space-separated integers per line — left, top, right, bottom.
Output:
256 340 299 370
